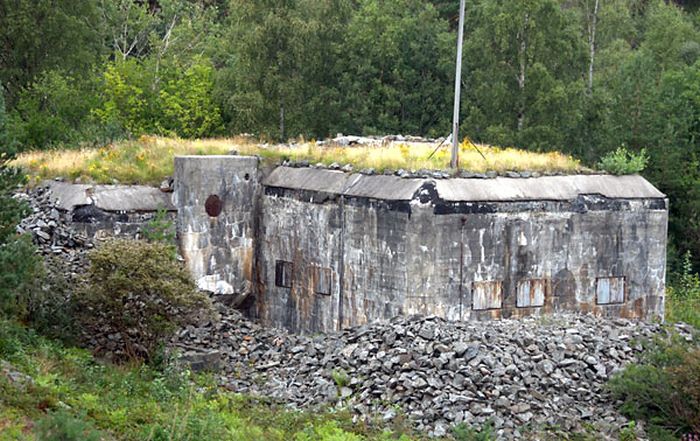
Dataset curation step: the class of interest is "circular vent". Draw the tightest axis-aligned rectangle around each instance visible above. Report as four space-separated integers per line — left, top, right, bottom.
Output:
205 194 222 217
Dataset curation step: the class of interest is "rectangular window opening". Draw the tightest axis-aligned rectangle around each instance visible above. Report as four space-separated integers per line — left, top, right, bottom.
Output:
516 279 547 308
472 281 503 310
596 276 625 305
275 260 294 288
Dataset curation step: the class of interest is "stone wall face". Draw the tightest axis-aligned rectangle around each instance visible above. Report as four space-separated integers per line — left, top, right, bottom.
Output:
174 157 668 334
257 191 667 333
174 156 260 302
404 200 667 323
257 192 412 332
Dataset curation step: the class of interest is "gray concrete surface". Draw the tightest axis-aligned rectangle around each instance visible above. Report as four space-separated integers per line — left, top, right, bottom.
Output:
174 156 260 306
175 159 669 334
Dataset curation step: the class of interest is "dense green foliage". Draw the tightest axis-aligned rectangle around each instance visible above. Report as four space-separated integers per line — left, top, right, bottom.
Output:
608 334 700 439
0 81 41 321
76 240 213 362
1 0 700 270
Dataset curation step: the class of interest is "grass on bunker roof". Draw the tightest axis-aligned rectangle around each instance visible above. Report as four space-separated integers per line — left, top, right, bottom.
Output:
13 135 583 186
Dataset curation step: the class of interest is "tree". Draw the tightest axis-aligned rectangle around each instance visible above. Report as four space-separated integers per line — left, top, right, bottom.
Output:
94 0 223 139
338 0 453 136
0 0 103 107
461 0 586 151
0 82 41 319
219 0 353 140
646 62 700 270
10 70 101 149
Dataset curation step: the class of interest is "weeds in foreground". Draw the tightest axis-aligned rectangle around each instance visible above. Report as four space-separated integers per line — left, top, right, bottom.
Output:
0 319 430 440
666 251 700 328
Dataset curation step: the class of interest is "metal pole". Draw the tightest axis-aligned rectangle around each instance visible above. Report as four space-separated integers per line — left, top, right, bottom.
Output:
451 0 466 169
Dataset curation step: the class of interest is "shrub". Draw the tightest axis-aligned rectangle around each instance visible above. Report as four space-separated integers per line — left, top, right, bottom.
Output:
331 369 350 388
36 410 104 441
608 335 700 438
159 60 224 138
0 235 42 320
28 254 78 343
96 58 222 139
9 70 103 150
76 239 213 362
597 146 649 175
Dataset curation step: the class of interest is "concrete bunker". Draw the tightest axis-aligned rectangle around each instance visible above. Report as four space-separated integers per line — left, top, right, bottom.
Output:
174 155 668 334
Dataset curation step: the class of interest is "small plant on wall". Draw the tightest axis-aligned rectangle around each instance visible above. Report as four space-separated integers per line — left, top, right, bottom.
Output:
598 146 648 175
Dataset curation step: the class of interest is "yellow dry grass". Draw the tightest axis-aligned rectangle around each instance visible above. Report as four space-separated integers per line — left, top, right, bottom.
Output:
13 136 582 185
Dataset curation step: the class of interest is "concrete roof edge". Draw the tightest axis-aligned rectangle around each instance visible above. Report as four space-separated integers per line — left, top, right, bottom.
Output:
44 180 175 212
262 168 666 202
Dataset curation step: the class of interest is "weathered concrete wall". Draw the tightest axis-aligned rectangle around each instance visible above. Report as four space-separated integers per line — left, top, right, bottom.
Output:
406 198 667 322
173 156 260 303
173 158 668 334
256 168 667 333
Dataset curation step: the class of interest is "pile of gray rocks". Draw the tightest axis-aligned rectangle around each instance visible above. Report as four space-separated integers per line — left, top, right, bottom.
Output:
171 303 693 439
14 184 93 285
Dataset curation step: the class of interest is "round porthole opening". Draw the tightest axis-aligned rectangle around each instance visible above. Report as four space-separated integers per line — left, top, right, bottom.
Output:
205 194 222 217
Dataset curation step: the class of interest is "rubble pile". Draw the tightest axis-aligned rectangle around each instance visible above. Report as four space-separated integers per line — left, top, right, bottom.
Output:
14 184 93 285
172 303 692 438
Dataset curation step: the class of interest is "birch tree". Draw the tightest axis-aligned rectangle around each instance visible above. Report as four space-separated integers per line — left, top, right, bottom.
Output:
462 0 585 149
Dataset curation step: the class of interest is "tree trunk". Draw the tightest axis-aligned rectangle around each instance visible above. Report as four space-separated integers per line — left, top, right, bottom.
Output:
587 0 600 96
516 12 530 132
279 99 285 142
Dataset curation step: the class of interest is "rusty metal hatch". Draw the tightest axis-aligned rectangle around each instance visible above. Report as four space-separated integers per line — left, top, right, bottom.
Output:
516 279 547 308
205 194 222 217
310 266 332 295
472 281 503 310
275 260 294 288
596 276 625 304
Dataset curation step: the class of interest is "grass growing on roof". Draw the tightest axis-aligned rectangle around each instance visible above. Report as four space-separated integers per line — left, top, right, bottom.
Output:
13 136 583 186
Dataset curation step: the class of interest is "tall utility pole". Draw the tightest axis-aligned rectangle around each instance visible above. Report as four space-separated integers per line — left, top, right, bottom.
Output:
451 0 466 169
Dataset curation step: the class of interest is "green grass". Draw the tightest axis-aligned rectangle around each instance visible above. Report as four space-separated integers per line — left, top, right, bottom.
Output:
0 319 423 441
12 136 584 186
666 290 700 328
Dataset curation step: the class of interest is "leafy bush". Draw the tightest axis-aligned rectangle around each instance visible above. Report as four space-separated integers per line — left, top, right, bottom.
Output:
608 335 700 439
36 410 104 441
597 146 649 175
76 239 213 362
159 60 224 138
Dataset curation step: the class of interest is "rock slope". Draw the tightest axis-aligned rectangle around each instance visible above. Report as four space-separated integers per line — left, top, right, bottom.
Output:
171 303 692 439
